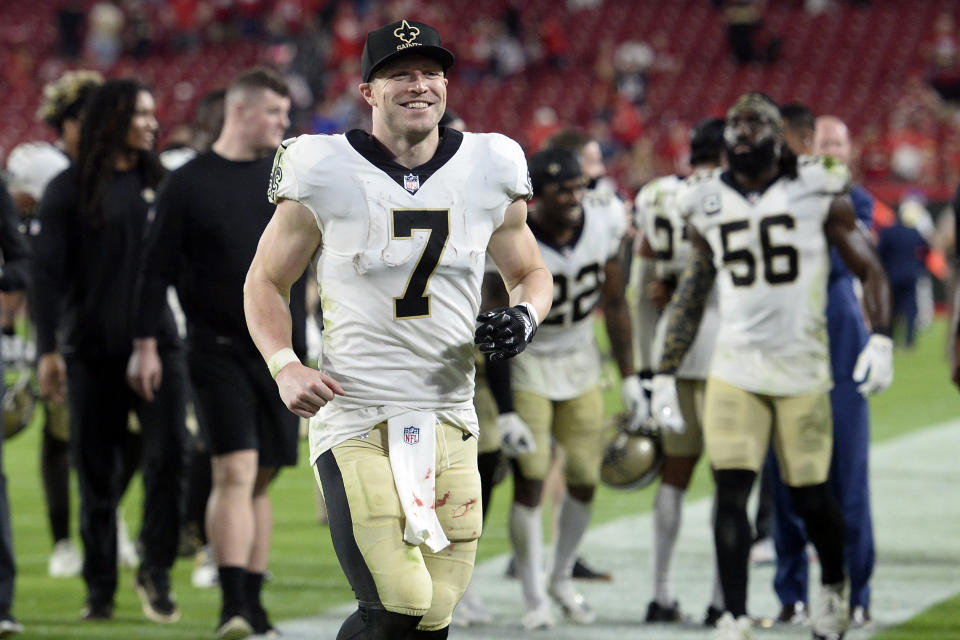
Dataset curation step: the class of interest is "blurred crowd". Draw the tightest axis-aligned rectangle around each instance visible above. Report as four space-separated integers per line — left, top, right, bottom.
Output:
1 0 960 211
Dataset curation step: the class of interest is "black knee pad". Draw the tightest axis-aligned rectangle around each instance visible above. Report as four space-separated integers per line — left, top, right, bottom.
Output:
337 606 422 640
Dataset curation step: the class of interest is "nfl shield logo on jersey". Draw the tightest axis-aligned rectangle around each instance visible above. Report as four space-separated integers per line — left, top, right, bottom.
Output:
403 173 420 193
404 425 420 445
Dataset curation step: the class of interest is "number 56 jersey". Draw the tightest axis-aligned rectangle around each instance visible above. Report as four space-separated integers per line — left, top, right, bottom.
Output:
678 157 850 396
269 128 531 456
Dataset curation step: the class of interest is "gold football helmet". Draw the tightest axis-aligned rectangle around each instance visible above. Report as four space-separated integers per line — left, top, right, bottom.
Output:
600 414 663 490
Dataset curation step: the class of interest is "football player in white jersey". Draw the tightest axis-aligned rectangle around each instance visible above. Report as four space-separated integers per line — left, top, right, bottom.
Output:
541 128 630 583
638 117 726 626
650 93 892 640
243 19 553 640
507 147 641 630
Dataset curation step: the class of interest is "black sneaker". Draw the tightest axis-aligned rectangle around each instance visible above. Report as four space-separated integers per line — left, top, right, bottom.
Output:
217 611 253 640
0 613 23 637
81 601 114 621
703 605 724 627
645 600 684 623
134 567 181 623
249 604 279 637
571 557 612 581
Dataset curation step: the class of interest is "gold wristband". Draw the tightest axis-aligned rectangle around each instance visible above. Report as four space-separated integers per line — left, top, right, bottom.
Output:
267 348 299 379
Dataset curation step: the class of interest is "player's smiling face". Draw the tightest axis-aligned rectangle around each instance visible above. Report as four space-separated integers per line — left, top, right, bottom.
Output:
540 176 587 229
366 54 447 136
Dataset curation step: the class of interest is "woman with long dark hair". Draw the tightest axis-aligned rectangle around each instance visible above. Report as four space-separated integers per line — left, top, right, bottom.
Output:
32 79 186 623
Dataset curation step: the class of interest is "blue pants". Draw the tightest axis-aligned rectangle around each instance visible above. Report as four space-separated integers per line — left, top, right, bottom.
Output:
768 277 874 609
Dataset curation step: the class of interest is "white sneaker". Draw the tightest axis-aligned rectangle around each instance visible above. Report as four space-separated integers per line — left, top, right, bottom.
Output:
521 601 555 631
711 612 753 639
48 539 82 578
117 508 139 569
547 579 596 624
0 616 24 636
850 605 872 628
812 580 850 640
191 545 219 588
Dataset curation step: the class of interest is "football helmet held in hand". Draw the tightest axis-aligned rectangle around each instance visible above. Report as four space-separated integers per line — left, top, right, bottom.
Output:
600 413 663 490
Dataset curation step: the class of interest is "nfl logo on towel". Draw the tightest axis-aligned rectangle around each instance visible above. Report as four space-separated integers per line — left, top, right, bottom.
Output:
404 425 420 445
403 173 420 193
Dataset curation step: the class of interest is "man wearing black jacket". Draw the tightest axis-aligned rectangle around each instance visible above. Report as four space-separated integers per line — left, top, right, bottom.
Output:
0 180 30 636
127 67 302 640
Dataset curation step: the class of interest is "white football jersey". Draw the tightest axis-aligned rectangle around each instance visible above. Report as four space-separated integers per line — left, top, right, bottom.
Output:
270 129 531 460
511 198 625 400
638 172 719 380
679 157 850 395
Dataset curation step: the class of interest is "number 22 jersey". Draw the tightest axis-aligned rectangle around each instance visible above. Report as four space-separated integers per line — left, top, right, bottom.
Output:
511 197 625 400
678 157 850 396
269 127 531 460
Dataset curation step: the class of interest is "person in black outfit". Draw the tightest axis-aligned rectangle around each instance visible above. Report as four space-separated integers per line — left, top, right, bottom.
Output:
32 79 186 623
0 180 30 636
127 67 302 639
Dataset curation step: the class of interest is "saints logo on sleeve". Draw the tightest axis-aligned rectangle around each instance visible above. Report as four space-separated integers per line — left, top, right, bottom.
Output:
267 138 296 204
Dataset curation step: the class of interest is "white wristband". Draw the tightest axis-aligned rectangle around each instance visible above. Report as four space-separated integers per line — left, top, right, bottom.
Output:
267 348 300 379
518 301 539 329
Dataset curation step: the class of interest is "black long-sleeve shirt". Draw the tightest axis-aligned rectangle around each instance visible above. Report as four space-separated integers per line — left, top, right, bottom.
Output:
0 181 30 294
32 165 178 357
135 151 306 356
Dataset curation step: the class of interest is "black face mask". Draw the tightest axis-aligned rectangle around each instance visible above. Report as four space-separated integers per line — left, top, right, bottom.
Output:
726 137 777 177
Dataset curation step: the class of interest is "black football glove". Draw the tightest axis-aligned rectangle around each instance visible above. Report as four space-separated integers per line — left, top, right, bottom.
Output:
474 304 537 361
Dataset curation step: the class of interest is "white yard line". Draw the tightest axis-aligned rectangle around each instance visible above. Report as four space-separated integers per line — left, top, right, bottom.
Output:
279 420 960 639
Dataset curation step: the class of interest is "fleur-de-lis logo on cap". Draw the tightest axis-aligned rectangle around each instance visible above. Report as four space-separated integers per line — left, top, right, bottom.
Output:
394 19 420 44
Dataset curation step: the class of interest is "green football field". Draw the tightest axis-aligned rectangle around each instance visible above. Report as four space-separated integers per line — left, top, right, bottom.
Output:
4 318 959 639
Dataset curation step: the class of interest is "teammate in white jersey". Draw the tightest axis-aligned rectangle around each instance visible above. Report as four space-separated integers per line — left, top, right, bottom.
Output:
243 19 553 640
638 117 726 626
507 147 642 630
650 93 892 640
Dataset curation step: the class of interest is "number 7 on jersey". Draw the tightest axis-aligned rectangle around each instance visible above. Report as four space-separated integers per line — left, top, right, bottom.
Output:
392 209 450 319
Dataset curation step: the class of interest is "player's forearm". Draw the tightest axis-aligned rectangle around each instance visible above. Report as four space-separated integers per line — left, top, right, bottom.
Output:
657 252 714 374
604 296 636 377
507 266 553 324
861 261 892 335
243 270 295 364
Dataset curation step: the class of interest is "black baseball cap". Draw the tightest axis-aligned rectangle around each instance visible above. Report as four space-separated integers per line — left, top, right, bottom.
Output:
528 147 584 196
361 19 455 83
